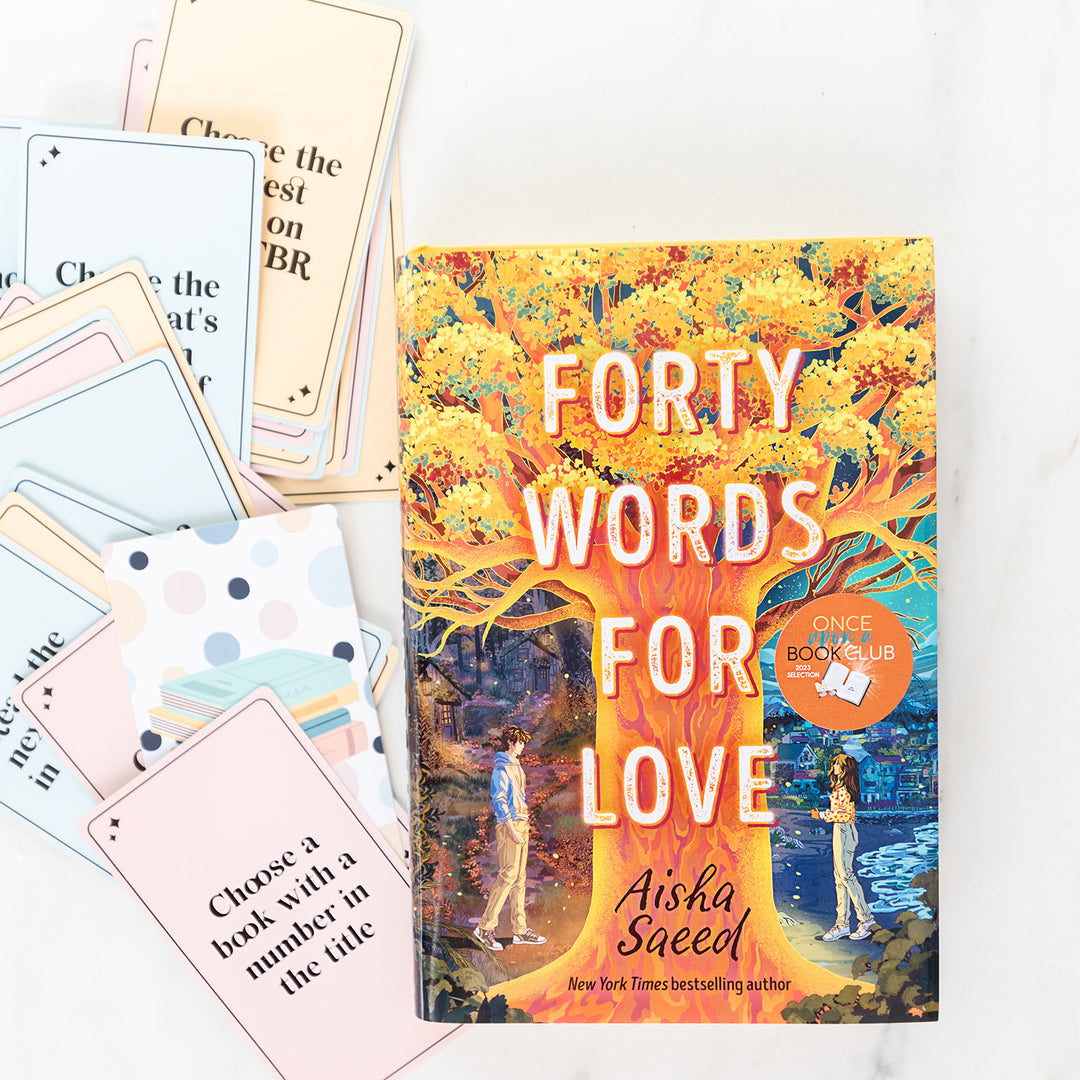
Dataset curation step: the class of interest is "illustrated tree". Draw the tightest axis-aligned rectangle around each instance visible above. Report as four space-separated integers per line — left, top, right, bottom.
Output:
399 238 936 1022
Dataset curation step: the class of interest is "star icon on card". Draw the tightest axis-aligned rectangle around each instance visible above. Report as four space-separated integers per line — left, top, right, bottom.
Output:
48 146 60 158
299 385 311 397
384 460 396 473
42 687 53 697
110 818 120 828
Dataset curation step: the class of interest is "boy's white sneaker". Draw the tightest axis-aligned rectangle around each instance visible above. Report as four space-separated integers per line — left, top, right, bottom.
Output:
513 929 546 945
850 921 875 941
822 924 851 941
473 926 503 950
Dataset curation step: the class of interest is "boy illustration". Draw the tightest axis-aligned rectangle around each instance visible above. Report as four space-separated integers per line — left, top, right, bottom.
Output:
473 725 547 950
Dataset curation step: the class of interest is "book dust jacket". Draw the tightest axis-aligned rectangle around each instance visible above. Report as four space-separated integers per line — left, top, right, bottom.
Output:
398 240 937 1023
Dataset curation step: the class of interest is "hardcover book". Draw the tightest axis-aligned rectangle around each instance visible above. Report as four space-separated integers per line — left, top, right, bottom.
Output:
399 239 938 1024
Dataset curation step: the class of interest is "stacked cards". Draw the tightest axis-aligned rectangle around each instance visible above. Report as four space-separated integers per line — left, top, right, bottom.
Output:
1 0 411 500
0 261 403 851
128 0 410 494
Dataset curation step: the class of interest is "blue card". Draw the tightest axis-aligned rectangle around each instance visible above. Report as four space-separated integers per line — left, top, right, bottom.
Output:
0 534 108 871
17 125 263 462
0 351 248 531
6 468 157 550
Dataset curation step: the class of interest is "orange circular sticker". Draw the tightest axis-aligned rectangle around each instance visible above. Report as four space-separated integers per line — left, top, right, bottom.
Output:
774 595 913 731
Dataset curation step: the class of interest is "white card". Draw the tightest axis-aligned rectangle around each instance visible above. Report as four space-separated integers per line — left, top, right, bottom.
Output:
17 125 263 462
102 506 397 831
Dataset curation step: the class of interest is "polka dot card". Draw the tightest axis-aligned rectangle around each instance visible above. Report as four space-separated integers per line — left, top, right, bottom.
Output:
101 506 395 834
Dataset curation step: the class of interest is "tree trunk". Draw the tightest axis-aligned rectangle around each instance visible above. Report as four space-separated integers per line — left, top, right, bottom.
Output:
500 559 856 1021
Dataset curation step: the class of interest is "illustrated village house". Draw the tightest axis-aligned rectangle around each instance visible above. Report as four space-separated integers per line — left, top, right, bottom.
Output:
416 660 472 742
771 743 820 796
496 631 562 696
852 746 937 807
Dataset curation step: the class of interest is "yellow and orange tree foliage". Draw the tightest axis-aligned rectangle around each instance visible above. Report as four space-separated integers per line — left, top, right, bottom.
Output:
399 239 936 1022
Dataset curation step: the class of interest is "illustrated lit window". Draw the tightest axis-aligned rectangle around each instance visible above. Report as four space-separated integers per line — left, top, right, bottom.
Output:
435 701 455 738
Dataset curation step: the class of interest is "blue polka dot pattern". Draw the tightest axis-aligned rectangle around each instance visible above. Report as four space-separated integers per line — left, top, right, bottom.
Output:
251 540 278 567
140 729 162 751
129 551 149 570
332 641 354 662
228 577 251 599
373 736 384 754
308 547 353 607
203 631 241 665
195 521 240 545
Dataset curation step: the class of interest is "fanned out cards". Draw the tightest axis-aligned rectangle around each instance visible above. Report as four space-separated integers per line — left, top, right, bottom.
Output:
135 0 413 490
0 3 447 1073
0 252 414 1072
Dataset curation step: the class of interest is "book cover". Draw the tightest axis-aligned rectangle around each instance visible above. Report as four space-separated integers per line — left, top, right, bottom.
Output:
398 239 937 1024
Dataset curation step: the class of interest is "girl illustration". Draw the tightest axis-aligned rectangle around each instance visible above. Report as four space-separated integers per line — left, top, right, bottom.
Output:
811 753 876 942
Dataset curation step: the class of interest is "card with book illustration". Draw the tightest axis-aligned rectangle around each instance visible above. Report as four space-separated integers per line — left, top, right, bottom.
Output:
17 124 264 462
142 0 413 431
15 607 395 808
102 506 398 840
81 690 456 1079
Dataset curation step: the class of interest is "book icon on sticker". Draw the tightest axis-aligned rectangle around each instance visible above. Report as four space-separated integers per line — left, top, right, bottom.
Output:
816 661 871 707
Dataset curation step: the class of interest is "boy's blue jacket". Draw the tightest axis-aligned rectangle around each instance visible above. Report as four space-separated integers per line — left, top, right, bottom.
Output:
490 751 527 823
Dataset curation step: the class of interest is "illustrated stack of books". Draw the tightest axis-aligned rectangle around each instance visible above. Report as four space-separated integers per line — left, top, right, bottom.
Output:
150 649 360 742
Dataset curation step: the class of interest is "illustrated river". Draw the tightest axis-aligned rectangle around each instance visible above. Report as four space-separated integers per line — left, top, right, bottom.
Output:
856 822 939 918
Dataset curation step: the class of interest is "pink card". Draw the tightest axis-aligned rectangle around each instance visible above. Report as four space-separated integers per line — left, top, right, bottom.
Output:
0 284 40 320
14 614 140 799
252 417 319 453
0 319 131 418
82 691 459 1079
234 459 297 515
16 617 411 874
119 32 156 132
326 207 384 477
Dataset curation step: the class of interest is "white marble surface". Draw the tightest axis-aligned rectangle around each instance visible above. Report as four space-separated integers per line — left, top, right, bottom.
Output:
0 1 1076 1077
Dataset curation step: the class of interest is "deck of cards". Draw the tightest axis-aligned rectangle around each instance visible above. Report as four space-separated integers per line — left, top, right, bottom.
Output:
0 3 459 1077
